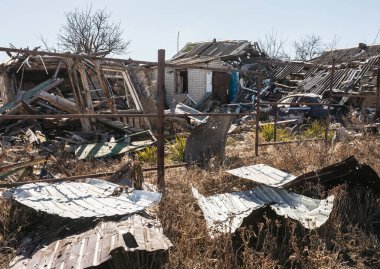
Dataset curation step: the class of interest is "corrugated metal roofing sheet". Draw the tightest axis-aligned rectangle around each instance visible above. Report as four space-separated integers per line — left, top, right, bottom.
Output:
227 164 296 187
193 185 334 236
10 214 172 269
5 179 161 218
185 41 250 58
165 102 208 124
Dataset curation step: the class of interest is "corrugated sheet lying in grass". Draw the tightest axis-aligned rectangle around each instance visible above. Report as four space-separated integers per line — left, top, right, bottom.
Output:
10 214 172 269
193 185 334 236
4 178 161 218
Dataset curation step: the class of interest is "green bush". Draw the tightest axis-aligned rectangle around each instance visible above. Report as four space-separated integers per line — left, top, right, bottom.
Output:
260 124 290 142
167 136 187 162
136 146 157 164
304 121 334 142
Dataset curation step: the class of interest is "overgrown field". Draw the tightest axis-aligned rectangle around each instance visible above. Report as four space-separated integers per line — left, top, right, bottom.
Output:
1 129 380 268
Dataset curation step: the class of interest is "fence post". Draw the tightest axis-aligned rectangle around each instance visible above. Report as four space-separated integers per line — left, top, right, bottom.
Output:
325 58 335 144
255 56 262 156
376 58 380 119
274 103 278 142
157 49 165 194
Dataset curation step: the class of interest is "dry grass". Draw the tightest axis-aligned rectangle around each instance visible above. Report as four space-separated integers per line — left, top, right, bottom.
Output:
1 129 380 268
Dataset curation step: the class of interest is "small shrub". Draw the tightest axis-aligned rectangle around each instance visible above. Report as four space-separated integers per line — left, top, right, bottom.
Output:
135 146 157 164
167 136 187 162
304 121 334 142
260 124 290 142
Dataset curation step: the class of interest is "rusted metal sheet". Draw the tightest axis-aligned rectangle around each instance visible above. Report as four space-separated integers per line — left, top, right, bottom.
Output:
192 185 334 236
227 164 296 187
4 178 161 218
185 115 232 165
74 140 153 159
283 156 380 193
10 214 172 269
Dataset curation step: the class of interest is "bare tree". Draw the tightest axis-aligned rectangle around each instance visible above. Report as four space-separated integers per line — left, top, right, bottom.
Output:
58 7 130 56
294 34 324 61
259 30 289 60
324 34 340 51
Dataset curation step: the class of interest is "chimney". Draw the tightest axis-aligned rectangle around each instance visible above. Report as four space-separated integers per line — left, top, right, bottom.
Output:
358 43 368 51
213 38 216 43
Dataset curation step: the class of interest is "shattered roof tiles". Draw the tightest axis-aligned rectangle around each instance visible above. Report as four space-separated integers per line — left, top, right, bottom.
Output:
4 178 161 218
193 185 334 236
312 44 380 64
227 164 296 188
10 214 172 269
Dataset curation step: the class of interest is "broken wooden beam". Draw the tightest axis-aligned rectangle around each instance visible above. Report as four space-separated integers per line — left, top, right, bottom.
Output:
65 58 92 132
94 60 118 114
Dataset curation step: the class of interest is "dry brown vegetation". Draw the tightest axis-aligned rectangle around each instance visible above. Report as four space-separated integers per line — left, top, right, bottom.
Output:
1 129 380 268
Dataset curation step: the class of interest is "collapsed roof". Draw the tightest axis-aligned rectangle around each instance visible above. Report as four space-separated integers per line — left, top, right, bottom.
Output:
170 40 261 65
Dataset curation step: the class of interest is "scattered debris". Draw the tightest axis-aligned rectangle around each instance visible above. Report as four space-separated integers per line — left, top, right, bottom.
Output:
283 156 380 194
166 102 208 124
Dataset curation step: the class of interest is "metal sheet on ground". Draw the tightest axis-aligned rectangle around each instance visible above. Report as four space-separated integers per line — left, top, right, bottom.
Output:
192 185 334 236
4 178 161 218
227 164 296 187
10 214 172 269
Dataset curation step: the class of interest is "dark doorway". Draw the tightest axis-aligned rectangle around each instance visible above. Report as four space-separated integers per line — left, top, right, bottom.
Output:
212 72 229 103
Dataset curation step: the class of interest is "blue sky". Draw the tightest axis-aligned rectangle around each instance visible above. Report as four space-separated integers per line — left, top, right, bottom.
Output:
0 0 379 61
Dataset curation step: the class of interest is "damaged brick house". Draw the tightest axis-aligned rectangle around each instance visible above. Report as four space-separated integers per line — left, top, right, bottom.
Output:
164 40 261 106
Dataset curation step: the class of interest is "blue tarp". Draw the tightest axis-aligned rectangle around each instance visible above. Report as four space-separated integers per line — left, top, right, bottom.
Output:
228 71 239 103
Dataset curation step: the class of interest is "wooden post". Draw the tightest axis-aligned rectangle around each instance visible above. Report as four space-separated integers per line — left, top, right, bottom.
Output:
157 49 165 194
76 61 95 113
325 59 335 144
255 56 262 156
0 73 16 104
376 58 380 119
94 60 118 114
274 103 278 142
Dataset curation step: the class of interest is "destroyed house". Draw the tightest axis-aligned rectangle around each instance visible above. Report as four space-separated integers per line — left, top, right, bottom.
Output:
271 43 380 108
165 40 261 105
0 52 157 130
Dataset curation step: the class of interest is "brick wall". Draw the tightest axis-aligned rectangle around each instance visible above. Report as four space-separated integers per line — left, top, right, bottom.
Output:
162 67 210 105
188 69 208 104
164 67 176 105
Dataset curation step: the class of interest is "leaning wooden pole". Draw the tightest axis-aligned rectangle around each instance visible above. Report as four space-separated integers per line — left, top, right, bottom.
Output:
157 49 165 194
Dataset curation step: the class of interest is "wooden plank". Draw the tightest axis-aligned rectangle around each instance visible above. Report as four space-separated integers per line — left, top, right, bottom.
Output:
65 58 92 131
122 70 143 111
0 157 48 173
38 91 78 113
0 79 53 114
94 60 118 114
0 79 64 124
0 73 16 104
76 61 95 114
